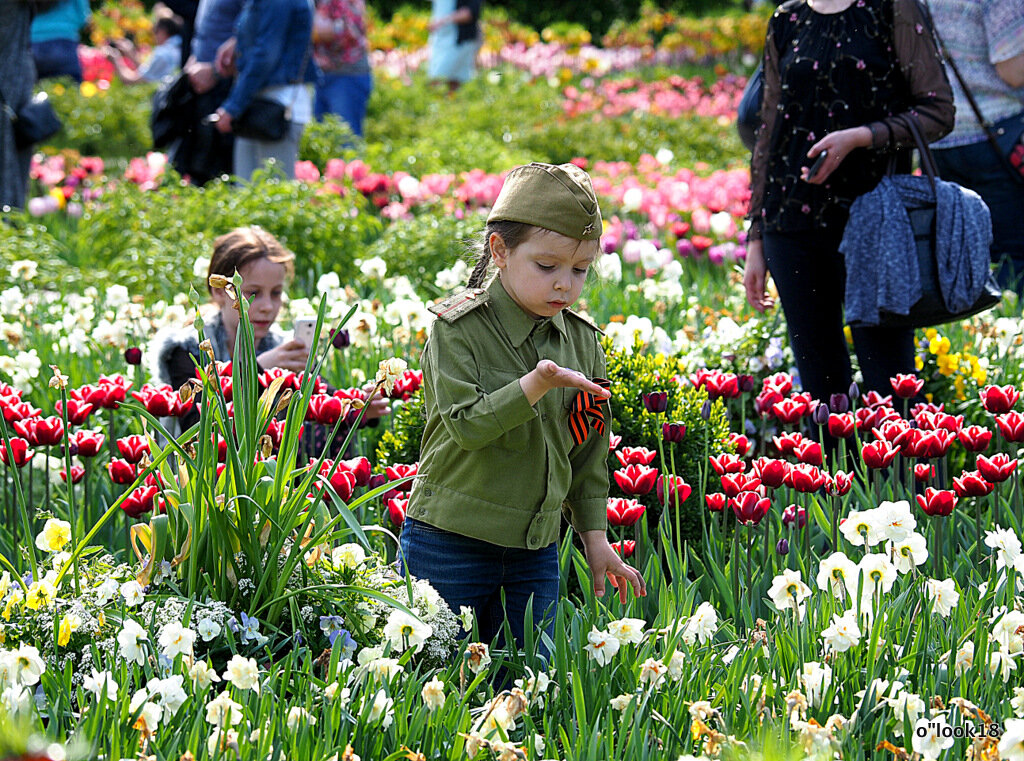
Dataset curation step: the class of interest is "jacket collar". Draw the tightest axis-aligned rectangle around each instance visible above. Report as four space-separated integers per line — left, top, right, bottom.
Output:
487 277 566 348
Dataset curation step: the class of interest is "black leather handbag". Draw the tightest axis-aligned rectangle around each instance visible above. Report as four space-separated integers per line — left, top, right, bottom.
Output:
870 116 1001 329
150 72 195 149
2 90 62 150
232 97 290 141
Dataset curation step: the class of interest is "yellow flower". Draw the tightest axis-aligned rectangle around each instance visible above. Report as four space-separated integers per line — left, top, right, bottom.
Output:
925 328 938 340
2 591 23 621
914 355 924 371
57 614 81 647
843 325 853 345
929 335 951 356
25 581 56 611
954 376 966 401
80 81 98 98
973 366 988 385
936 352 961 376
34 518 71 553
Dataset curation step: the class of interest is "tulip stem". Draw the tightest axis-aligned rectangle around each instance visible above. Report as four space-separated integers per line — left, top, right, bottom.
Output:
935 516 943 577
669 445 684 570
975 498 982 567
746 525 753 615
731 513 740 618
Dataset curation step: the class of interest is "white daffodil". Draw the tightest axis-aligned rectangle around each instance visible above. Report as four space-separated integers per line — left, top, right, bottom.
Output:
222 654 260 692
458 605 474 633
82 668 118 701
8 645 45 687
816 552 859 600
190 660 221 691
857 554 897 599
382 610 432 654
331 543 366 570
681 601 718 645
157 621 196 659
954 641 975 676
207 728 239 757
609 693 633 711
117 619 148 665
205 690 243 728
888 532 929 574
840 508 886 547
582 627 620 666
607 617 646 646
768 569 812 613
998 718 1024 761
820 610 861 653
800 661 832 707
886 691 924 737
639 658 668 687
924 578 959 617
286 706 315 730
375 357 407 395
367 689 394 727
876 500 917 543
421 677 445 711
912 716 955 760
990 650 1018 682
1012 687 1024 718
985 526 1023 571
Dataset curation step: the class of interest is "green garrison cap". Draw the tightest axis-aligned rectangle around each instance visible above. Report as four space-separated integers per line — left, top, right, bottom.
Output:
487 162 603 241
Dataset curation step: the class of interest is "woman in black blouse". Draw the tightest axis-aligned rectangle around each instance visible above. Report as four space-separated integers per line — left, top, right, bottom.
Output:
744 0 954 405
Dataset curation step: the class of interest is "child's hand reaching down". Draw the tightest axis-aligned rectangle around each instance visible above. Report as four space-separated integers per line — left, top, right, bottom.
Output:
581 531 646 604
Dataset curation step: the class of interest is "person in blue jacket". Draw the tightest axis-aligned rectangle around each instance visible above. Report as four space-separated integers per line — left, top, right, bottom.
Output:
31 0 90 83
212 0 320 181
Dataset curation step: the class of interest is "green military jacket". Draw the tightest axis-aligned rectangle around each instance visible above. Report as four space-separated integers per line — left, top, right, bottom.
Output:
407 276 610 549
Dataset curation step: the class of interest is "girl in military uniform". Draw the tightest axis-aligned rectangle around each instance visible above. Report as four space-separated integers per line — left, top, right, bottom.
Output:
400 162 646 657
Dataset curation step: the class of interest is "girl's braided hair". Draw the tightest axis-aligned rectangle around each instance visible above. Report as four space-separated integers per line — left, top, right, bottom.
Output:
466 221 537 289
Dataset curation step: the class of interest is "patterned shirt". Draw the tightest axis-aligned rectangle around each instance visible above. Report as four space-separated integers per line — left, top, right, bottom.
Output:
748 0 954 238
930 0 1024 148
312 0 369 73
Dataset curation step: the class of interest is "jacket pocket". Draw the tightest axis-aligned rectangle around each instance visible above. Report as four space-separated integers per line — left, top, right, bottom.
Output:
479 365 530 452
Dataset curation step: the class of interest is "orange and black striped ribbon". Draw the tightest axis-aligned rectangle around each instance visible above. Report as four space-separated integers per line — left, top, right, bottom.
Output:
568 378 611 446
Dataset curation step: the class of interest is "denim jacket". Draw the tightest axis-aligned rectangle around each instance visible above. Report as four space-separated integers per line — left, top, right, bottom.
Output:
221 0 320 118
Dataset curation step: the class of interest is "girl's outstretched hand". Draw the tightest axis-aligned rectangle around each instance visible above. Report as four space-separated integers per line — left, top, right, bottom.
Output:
520 359 611 405
581 531 646 604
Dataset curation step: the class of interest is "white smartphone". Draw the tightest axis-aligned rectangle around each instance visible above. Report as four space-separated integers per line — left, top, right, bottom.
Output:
292 317 317 347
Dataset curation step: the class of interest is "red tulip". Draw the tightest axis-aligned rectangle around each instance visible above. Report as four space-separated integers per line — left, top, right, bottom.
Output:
1 400 40 424
957 425 992 453
953 470 995 498
752 457 789 489
121 484 157 518
981 384 1020 415
890 373 924 399
825 470 853 496
385 463 418 492
728 432 751 457
386 497 408 526
793 440 822 466
709 453 744 476
977 453 1018 483
657 474 691 507
54 398 94 425
730 490 770 526
70 430 104 458
610 540 636 558
862 440 898 469
854 406 881 433
117 435 150 464
861 390 894 408
782 504 806 529
914 463 935 482
762 372 793 395
614 463 658 496
874 420 912 447
307 394 345 425
608 434 622 451
720 472 761 499
641 392 668 413
340 456 372 487
316 460 357 502
131 383 193 418
771 398 808 425
264 419 284 449
60 464 85 484
705 493 727 512
695 370 739 400
787 463 827 493
932 413 964 433
607 497 646 527
828 413 856 439
772 431 804 457
662 422 686 443
916 487 957 517
0 438 31 468
260 368 300 391
755 388 783 417
108 458 137 484
905 429 954 459
389 369 424 401
995 411 1024 443
616 447 657 466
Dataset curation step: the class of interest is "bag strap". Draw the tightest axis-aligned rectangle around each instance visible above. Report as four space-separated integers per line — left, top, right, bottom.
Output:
887 113 939 194
919 0 1024 186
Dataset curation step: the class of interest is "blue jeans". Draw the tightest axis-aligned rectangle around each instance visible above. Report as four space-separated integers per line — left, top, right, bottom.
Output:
934 132 1024 296
314 72 372 138
397 518 559 657
32 40 82 83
